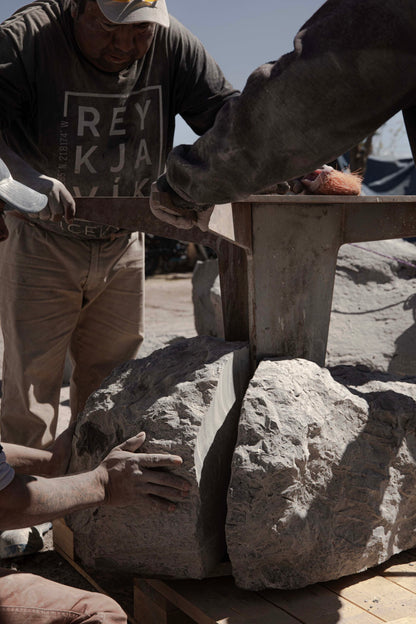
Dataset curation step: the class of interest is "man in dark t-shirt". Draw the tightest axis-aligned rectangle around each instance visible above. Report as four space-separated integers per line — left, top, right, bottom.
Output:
0 160 189 623
0 0 238 449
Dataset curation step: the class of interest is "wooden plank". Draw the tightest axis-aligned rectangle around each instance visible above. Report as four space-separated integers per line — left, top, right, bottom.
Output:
54 518 296 624
137 579 221 624
135 580 193 624
53 518 74 560
54 542 139 624
207 203 252 251
260 583 382 624
53 519 138 623
74 197 218 249
217 237 250 343
235 194 416 242
241 195 416 204
75 194 416 245
144 577 301 624
74 197 251 250
342 202 416 242
52 521 105 596
55 519 416 624
54 520 295 624
379 551 416 594
325 570 416 621
54 540 109 597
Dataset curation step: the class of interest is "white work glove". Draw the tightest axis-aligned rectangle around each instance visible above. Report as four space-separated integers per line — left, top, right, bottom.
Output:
150 178 214 232
30 175 76 223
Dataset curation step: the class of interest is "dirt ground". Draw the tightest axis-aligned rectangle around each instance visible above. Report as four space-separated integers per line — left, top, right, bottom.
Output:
1 272 197 618
143 272 196 341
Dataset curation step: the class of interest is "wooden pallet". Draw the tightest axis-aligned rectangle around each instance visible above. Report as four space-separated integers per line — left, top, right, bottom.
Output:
53 519 416 624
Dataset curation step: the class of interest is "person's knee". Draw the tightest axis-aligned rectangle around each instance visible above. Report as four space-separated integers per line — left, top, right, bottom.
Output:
0 572 127 623
83 592 127 624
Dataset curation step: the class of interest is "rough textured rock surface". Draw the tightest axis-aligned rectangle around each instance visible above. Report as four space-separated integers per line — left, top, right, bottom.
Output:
328 239 416 375
226 358 416 590
68 336 250 579
193 240 416 375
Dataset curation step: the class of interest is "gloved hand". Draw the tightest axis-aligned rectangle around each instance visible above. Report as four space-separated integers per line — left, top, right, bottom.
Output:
150 175 214 232
30 175 76 223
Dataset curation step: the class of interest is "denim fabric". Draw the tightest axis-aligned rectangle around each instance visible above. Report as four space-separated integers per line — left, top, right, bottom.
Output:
0 449 14 492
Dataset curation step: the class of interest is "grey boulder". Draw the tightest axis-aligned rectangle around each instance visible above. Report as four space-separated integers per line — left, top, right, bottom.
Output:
226 358 416 590
67 336 250 579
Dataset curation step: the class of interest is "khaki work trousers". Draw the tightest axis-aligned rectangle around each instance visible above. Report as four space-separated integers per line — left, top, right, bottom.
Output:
0 216 144 449
0 568 127 623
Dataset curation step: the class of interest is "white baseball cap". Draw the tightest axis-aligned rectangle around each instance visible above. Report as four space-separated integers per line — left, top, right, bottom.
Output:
96 0 169 27
0 159 47 214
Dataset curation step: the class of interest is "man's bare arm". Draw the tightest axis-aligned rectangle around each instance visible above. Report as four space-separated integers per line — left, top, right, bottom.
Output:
0 432 189 530
0 469 108 530
3 426 75 478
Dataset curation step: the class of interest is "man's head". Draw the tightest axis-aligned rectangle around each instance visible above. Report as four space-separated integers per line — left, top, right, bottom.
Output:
0 160 47 241
71 0 169 73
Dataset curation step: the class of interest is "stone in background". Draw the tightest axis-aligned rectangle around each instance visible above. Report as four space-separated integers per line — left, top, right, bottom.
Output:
67 336 250 579
226 358 416 590
192 239 416 375
328 239 416 375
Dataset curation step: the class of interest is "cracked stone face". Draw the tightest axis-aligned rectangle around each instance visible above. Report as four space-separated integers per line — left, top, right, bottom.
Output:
226 358 416 590
67 336 250 579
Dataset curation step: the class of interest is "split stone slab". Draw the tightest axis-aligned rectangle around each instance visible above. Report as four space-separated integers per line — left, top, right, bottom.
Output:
226 358 416 590
67 335 250 579
192 258 224 339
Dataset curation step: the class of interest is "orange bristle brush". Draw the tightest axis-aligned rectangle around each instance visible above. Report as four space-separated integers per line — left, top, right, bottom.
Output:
300 165 363 195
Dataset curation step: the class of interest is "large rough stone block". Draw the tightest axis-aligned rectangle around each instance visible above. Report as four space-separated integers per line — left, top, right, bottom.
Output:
226 358 416 590
68 336 250 579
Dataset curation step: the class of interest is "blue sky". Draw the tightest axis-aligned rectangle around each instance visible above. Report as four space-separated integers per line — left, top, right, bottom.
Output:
0 0 411 157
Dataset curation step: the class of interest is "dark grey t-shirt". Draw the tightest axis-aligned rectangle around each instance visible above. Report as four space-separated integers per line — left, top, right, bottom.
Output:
0 0 237 237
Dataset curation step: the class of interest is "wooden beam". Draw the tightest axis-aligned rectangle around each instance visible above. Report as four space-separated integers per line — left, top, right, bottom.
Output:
73 197 218 249
141 577 300 624
342 201 416 243
217 238 251 344
73 198 252 250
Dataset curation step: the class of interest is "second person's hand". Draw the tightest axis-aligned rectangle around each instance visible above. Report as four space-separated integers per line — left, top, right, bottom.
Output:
96 432 190 511
150 179 214 232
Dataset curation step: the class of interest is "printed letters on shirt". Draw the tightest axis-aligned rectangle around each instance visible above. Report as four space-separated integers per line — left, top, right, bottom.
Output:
58 86 163 198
